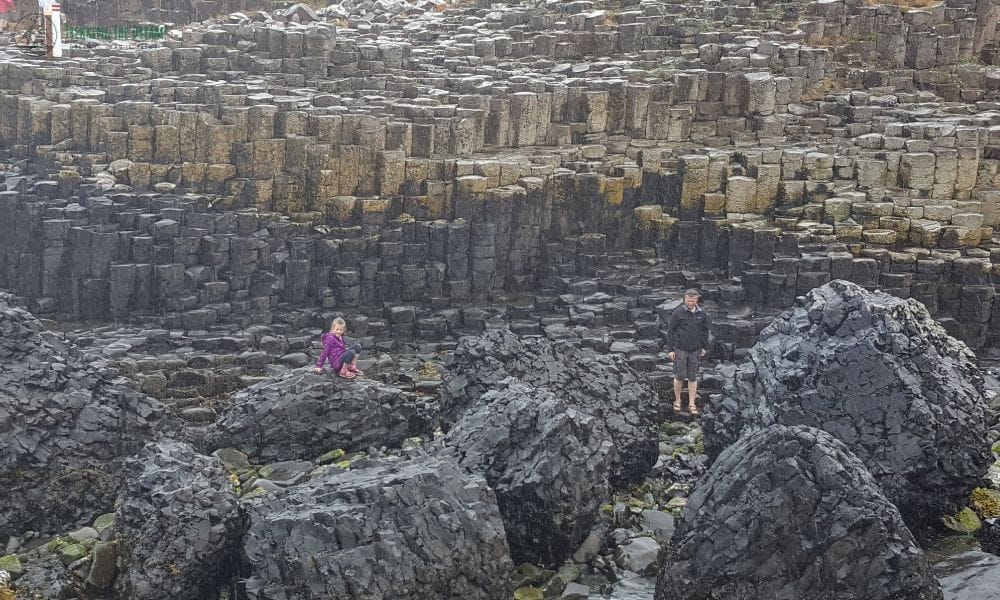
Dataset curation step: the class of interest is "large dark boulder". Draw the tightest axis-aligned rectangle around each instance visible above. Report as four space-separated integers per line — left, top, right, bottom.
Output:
440 329 658 486
703 280 994 522
205 370 433 462
113 441 242 600
242 454 513 600
657 424 943 600
444 380 614 566
0 293 178 539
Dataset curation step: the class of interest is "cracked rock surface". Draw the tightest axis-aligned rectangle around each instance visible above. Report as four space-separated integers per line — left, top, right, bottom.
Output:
440 329 658 487
241 454 512 600
445 380 615 566
703 279 995 522
657 424 943 600
0 293 178 538
113 441 241 600
205 370 433 462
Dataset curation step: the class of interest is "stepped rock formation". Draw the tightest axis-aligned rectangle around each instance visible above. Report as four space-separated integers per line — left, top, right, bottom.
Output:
657 424 943 600
2 0 1000 353
113 442 241 600
242 454 513 600
441 328 659 486
6 0 1000 594
205 370 434 462
0 292 178 538
444 380 615 565
703 279 995 521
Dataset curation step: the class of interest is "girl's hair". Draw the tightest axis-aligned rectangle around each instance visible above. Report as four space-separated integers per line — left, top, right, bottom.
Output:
331 317 346 330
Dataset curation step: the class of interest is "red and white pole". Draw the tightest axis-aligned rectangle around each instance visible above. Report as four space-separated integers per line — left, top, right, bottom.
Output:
51 3 61 57
44 0 61 58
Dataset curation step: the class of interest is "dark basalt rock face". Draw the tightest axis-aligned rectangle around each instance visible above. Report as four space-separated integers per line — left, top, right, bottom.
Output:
0 293 179 539
205 370 433 462
445 380 615 566
657 424 943 600
702 279 994 522
440 328 658 487
113 441 242 600
242 454 513 600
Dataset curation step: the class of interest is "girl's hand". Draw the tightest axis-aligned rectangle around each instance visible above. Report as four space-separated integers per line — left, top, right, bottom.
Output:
315 367 323 373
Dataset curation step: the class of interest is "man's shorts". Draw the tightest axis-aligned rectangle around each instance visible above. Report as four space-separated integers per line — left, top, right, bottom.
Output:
674 349 700 381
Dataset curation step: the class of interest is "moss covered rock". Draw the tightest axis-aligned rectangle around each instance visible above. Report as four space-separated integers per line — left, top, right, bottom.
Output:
944 507 983 534
0 555 22 579
971 488 1000 519
59 543 87 566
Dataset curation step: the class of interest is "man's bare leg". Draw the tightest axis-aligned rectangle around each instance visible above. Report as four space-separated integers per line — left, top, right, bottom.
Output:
688 380 699 414
673 378 683 411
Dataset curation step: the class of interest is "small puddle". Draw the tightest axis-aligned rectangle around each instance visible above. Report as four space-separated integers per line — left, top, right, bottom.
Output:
603 572 656 600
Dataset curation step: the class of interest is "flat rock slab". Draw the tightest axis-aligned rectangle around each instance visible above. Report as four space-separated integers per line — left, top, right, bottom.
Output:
936 551 1000 600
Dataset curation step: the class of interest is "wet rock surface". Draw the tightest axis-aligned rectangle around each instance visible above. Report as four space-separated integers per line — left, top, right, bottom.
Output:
441 329 659 487
935 551 1000 600
205 369 434 462
445 380 615 566
703 280 995 522
242 454 513 600
0 293 178 539
658 424 943 600
112 441 241 600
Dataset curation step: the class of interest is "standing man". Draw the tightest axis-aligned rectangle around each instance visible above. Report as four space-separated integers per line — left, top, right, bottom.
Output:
666 289 711 415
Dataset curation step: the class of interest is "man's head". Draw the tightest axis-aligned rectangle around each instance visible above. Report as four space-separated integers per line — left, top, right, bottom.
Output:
684 289 700 310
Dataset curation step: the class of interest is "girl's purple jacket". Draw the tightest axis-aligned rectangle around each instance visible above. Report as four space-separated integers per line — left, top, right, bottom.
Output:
316 332 347 369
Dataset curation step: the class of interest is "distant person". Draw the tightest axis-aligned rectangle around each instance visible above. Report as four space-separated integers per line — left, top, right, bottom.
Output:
0 0 14 32
315 317 364 379
666 289 711 416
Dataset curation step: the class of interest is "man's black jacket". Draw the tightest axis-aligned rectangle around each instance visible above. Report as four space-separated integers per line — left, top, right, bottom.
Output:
665 305 711 352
